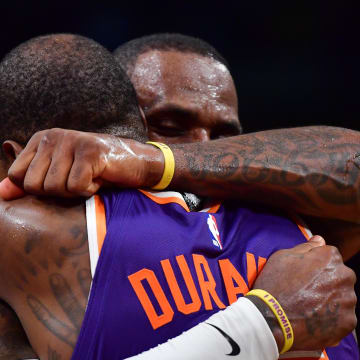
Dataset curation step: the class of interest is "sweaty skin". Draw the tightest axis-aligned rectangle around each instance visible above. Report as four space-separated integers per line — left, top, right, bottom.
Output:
1 50 359 358
130 51 241 144
130 51 360 260
7 52 360 261
0 193 90 359
0 139 357 357
0 164 357 357
7 125 360 262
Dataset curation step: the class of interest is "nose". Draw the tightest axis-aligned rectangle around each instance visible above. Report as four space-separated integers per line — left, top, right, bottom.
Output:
192 129 210 143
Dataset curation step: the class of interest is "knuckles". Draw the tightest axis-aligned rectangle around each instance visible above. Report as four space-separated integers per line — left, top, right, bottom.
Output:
66 181 86 194
315 245 343 265
23 178 43 194
344 266 357 286
66 168 90 194
327 245 342 260
43 179 65 195
37 128 64 147
8 168 23 186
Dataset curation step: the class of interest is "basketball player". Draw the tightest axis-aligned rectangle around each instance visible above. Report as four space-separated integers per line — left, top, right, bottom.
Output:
0 34 357 359
10 34 360 261
114 34 360 260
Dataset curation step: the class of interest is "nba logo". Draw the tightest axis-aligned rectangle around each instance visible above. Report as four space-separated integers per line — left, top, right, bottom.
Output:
207 214 223 249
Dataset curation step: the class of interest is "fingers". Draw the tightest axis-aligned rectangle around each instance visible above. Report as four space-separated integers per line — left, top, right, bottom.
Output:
66 149 103 196
22 142 52 195
43 143 74 196
291 235 326 254
8 132 42 187
0 177 26 200
8 130 54 195
308 235 326 246
7 129 104 198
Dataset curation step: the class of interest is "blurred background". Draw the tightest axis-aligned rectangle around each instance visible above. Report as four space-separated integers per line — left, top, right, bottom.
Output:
0 1 358 133
1 0 359 341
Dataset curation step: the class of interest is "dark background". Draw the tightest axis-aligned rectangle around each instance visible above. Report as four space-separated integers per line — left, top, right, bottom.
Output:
1 0 360 344
0 1 359 132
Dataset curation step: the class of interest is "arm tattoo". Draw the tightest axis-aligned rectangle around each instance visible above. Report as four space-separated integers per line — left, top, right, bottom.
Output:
0 201 89 355
59 225 88 257
26 267 90 349
49 273 84 330
48 345 62 360
27 295 78 348
305 303 340 337
172 126 360 221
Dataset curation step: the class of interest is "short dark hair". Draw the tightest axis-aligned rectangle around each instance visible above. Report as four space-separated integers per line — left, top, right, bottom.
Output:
0 33 146 149
113 33 230 76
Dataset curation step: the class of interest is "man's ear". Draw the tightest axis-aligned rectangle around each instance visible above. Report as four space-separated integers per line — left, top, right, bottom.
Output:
138 105 148 133
2 140 23 161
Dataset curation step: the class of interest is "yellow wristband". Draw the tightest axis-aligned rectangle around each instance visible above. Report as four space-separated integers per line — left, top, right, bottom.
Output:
146 142 175 190
246 289 294 354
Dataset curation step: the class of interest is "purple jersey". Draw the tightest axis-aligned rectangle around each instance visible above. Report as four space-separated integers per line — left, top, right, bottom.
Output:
72 189 359 360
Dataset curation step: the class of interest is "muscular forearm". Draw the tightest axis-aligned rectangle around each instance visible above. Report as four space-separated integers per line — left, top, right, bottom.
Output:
7 126 360 224
169 126 360 223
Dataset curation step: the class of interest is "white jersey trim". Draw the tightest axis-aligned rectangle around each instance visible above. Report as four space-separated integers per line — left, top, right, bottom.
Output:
86 196 99 278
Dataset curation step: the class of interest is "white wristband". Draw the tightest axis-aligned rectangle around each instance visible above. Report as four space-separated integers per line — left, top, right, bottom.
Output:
127 297 278 360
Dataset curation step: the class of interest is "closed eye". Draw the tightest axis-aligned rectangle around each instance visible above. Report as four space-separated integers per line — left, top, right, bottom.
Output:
210 122 242 140
149 123 186 137
147 116 187 137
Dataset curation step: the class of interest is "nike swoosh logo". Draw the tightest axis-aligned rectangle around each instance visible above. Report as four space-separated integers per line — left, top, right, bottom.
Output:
206 323 241 356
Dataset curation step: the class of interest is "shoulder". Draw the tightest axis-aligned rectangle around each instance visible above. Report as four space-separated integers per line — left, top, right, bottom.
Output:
0 196 86 288
0 196 85 240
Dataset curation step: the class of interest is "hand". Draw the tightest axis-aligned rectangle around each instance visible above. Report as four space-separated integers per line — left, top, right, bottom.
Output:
0 177 26 200
251 235 357 351
7 128 163 197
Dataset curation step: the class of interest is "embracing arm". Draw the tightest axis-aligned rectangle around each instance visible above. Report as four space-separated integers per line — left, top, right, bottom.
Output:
7 126 360 223
128 237 357 359
169 126 360 260
0 194 355 356
5 126 360 260
170 126 360 223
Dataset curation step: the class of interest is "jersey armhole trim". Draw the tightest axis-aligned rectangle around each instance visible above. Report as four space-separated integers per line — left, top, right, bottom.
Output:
288 212 313 241
200 203 221 213
139 189 222 213
138 189 190 212
86 195 107 277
